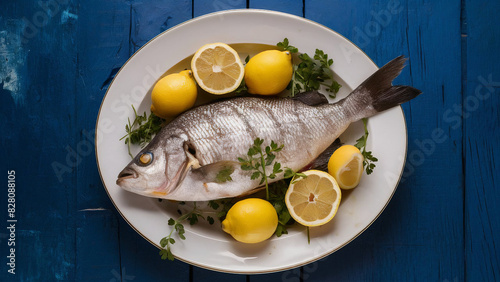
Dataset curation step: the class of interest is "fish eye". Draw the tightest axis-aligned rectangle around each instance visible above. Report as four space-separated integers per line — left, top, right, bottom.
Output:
137 152 153 166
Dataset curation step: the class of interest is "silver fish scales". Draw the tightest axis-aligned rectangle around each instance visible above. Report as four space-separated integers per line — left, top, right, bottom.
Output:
117 56 421 201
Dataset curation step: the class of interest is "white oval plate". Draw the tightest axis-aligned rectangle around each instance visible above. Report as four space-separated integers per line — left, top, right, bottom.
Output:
96 9 407 274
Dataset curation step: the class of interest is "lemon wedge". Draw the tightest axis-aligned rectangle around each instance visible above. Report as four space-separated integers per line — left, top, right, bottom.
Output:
285 170 341 227
327 145 364 189
191 43 244 95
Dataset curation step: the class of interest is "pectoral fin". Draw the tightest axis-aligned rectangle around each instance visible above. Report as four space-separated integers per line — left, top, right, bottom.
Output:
192 161 240 184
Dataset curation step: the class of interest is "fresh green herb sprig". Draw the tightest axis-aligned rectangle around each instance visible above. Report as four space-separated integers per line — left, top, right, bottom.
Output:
238 138 285 200
239 138 307 236
159 203 214 261
268 180 293 237
277 38 342 98
284 168 307 184
354 118 378 175
234 55 251 94
120 105 164 158
210 138 307 238
276 38 298 53
314 49 342 97
209 174 304 237
208 198 238 221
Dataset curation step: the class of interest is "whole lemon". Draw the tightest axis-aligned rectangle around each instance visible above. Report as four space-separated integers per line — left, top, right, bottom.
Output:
244 50 293 95
151 70 197 118
222 198 278 243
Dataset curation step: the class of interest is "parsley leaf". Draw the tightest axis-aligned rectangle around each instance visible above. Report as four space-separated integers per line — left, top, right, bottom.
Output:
208 198 239 221
268 180 294 237
238 138 284 200
277 39 342 98
159 202 213 261
277 38 299 53
354 118 379 175
215 166 234 183
120 105 164 158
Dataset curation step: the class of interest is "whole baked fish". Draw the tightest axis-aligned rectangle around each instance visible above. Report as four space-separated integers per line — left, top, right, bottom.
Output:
117 56 421 201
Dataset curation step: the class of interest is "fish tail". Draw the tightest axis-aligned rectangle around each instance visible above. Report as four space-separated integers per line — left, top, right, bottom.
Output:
344 56 421 120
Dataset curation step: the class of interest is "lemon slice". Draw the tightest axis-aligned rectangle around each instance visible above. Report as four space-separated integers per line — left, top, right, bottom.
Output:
285 170 341 227
327 145 364 189
191 43 244 95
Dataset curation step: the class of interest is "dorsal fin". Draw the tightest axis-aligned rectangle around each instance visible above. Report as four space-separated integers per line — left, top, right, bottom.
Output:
293 91 329 106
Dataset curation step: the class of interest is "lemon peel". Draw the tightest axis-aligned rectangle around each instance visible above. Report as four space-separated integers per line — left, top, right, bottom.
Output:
222 198 278 243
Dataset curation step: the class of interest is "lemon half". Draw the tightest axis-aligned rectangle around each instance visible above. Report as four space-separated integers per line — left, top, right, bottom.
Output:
285 170 341 227
191 43 244 95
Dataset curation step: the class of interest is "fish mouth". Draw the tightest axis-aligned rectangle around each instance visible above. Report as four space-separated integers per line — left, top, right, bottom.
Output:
116 167 138 185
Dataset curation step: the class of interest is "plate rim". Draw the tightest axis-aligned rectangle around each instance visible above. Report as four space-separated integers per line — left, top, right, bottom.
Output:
94 8 408 274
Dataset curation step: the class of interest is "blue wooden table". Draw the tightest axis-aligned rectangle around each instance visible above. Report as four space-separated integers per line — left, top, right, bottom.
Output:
1 0 499 281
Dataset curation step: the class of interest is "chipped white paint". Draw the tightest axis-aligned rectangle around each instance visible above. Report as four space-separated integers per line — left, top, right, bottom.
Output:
0 20 27 106
61 9 78 24
78 208 107 212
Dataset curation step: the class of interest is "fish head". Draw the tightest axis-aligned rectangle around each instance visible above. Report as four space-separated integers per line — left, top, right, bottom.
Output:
116 136 197 198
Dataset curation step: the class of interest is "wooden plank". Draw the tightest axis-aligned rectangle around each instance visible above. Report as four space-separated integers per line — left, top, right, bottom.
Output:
130 0 192 53
75 0 131 211
79 1 191 281
464 0 500 280
0 0 79 280
117 216 190 282
73 0 131 281
305 0 464 280
249 0 303 17
75 210 121 281
193 0 247 17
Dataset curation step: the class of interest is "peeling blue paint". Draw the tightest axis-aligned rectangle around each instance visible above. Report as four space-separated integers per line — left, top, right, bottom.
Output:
0 19 28 106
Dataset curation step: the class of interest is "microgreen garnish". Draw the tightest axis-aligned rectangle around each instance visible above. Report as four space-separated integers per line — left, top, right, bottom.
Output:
354 118 378 175
120 105 164 158
159 203 214 261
